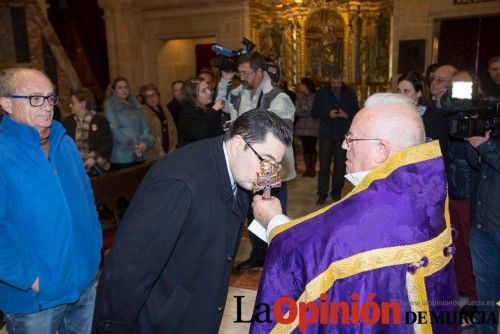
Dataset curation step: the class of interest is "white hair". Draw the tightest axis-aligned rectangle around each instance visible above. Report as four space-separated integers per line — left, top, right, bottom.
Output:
364 92 417 111
362 93 426 154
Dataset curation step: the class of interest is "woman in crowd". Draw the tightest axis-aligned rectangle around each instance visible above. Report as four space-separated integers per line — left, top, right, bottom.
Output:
62 87 113 177
397 71 430 116
104 76 154 170
295 77 319 177
178 77 224 146
139 83 178 159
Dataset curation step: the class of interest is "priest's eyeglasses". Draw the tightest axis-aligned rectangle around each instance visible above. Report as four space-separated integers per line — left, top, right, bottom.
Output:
344 132 381 148
10 94 60 107
242 137 282 170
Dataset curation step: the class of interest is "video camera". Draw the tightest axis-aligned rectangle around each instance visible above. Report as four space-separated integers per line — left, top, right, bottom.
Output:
442 81 500 138
211 38 256 73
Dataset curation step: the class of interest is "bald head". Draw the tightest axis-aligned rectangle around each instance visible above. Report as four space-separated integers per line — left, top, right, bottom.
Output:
430 65 457 100
0 68 52 97
364 93 425 153
343 93 425 173
0 67 55 133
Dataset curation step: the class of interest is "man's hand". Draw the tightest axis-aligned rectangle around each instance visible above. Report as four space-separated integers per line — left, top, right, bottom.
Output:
336 108 348 119
31 277 39 293
329 109 339 118
213 100 224 111
252 195 282 228
221 71 235 81
466 131 490 148
83 157 96 171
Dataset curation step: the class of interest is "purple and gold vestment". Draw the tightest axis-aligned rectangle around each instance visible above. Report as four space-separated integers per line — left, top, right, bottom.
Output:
251 141 459 334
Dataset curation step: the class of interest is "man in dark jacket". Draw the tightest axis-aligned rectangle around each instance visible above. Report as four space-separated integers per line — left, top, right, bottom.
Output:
311 69 359 204
465 133 500 334
93 109 292 333
167 80 183 143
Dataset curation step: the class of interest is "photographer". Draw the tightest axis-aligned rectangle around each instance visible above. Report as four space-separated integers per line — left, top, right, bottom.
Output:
465 131 500 334
216 50 295 271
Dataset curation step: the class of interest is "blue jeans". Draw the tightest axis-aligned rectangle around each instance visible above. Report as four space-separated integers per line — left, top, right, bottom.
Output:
4 284 96 334
469 227 500 334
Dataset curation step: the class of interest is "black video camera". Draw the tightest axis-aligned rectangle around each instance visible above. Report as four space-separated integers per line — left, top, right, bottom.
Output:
211 38 256 73
442 81 500 138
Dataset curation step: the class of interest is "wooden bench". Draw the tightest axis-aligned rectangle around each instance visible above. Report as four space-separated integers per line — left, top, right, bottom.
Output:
91 161 154 250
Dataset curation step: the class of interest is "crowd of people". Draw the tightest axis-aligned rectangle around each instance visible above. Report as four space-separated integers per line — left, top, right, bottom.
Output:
0 53 498 334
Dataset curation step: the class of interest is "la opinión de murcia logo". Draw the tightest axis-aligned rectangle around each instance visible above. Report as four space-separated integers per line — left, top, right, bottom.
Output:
234 293 498 331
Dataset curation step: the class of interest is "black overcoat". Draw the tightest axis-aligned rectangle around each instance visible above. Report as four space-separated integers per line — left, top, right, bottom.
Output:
93 136 248 333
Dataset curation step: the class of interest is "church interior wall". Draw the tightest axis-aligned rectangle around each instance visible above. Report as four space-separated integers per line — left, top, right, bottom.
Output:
392 0 500 87
99 0 249 101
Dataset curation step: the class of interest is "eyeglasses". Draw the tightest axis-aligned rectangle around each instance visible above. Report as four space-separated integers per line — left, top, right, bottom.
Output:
238 70 255 78
242 137 282 170
344 132 381 148
10 94 60 107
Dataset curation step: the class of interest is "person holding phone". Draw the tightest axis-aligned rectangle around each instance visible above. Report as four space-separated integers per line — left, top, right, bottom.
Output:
311 69 359 204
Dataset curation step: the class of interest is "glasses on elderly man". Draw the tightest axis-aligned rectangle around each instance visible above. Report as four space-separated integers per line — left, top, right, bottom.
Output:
241 137 282 170
344 132 381 148
9 94 60 107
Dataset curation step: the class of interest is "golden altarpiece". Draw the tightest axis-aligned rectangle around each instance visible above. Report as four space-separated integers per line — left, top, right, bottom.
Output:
248 0 392 101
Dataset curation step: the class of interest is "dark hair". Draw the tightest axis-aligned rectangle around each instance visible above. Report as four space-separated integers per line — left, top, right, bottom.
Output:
397 71 430 106
331 69 343 79
111 76 129 91
300 77 316 93
238 51 267 72
198 69 214 79
181 77 205 108
224 109 293 147
425 63 439 84
488 55 500 67
171 80 183 88
139 83 160 100
72 87 96 110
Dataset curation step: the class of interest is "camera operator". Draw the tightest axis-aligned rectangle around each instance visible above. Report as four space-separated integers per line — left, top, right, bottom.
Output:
465 130 500 334
446 70 483 305
216 51 295 271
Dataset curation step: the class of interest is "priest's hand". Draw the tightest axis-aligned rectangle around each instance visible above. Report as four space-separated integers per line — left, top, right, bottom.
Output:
252 194 282 228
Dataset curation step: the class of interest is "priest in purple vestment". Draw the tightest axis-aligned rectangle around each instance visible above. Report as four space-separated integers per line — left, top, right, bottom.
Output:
251 93 459 333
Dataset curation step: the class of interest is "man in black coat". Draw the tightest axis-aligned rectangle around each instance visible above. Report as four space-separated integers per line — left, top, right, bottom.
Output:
93 109 292 333
311 69 359 204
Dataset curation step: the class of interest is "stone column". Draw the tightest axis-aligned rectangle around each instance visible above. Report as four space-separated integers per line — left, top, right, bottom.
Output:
98 0 144 92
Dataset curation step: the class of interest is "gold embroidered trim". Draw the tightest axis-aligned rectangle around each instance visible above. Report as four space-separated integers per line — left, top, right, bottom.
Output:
270 196 452 333
269 140 442 242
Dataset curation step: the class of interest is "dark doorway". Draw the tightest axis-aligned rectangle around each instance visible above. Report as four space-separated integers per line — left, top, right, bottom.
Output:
47 0 109 100
195 43 216 75
438 15 500 89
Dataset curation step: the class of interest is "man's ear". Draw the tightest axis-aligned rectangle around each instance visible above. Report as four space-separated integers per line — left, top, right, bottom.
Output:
375 140 391 164
228 135 244 156
0 97 13 114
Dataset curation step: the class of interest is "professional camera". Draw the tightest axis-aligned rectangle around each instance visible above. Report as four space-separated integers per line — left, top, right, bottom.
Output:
442 81 500 138
211 38 256 72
